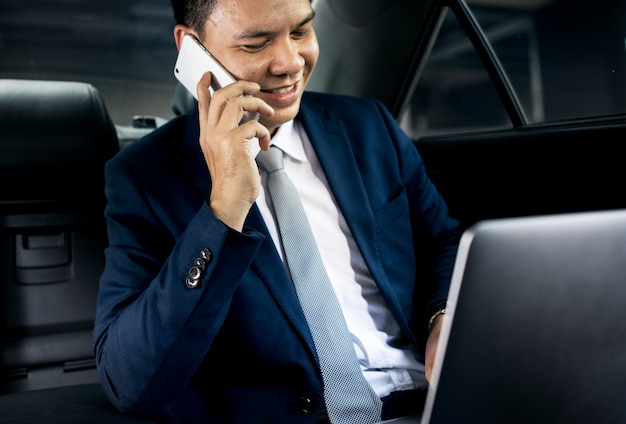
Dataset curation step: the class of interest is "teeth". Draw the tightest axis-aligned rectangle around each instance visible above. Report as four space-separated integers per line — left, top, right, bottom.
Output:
271 85 294 94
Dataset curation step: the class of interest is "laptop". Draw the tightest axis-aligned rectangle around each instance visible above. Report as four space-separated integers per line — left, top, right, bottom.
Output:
410 209 626 423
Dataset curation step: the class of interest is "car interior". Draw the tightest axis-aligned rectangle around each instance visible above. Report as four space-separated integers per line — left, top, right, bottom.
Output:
0 79 119 393
1 0 626 422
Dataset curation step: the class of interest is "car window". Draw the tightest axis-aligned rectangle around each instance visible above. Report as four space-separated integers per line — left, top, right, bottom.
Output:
399 0 626 137
0 0 177 127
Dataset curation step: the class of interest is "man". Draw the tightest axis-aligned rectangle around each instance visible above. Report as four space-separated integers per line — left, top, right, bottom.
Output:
93 0 462 422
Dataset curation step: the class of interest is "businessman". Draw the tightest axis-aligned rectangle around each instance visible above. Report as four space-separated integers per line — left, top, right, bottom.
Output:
93 0 462 422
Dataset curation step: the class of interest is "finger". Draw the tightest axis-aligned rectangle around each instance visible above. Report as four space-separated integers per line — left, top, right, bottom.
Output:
211 79 261 98
204 80 263 129
219 94 273 129
196 71 213 112
232 95 274 124
236 120 272 151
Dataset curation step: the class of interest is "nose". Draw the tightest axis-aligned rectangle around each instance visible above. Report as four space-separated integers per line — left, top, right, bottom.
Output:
269 39 305 77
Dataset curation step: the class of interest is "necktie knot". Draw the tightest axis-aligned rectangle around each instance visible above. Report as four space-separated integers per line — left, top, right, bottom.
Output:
256 145 284 174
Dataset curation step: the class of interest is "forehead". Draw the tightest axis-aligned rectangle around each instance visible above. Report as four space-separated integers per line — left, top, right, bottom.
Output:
208 0 314 36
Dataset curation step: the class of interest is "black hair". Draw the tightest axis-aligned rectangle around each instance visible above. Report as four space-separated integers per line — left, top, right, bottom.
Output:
170 0 218 37
170 0 313 39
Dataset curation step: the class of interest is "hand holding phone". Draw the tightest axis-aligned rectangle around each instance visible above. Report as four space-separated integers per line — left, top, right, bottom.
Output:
174 34 262 155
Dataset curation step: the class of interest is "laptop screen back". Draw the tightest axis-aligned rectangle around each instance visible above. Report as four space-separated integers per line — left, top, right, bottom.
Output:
422 210 626 423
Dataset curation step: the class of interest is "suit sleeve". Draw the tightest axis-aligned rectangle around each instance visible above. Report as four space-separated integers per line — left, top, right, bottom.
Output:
380 102 462 325
93 156 265 416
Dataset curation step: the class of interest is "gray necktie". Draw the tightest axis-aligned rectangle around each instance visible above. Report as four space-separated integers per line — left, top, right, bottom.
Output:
257 146 382 423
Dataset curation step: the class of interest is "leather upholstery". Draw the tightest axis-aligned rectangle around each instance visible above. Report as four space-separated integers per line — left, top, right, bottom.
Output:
0 79 119 393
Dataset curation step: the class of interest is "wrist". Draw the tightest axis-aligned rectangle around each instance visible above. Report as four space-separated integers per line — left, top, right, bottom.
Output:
208 197 250 232
428 306 447 333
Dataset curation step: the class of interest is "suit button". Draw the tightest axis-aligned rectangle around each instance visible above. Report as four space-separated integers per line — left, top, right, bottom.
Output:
188 265 202 280
185 276 200 289
200 248 212 262
298 397 313 413
194 257 205 270
185 266 202 289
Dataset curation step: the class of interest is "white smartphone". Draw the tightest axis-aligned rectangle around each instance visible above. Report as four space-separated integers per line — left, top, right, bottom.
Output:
174 34 260 141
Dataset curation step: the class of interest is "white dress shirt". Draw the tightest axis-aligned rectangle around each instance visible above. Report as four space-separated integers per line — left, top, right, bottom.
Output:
255 120 427 397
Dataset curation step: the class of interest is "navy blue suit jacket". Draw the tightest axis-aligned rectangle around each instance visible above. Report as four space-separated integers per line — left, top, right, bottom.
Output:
94 92 461 423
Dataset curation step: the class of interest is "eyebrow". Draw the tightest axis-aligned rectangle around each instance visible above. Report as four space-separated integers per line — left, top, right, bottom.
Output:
233 10 316 40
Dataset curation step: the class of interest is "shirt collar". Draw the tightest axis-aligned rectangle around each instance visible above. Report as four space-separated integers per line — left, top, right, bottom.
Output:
271 119 308 163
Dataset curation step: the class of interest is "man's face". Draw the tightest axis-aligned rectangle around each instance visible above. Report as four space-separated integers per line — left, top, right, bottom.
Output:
202 0 319 131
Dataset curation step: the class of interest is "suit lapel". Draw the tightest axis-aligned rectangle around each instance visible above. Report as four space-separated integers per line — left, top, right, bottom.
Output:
297 99 390 292
245 206 318 352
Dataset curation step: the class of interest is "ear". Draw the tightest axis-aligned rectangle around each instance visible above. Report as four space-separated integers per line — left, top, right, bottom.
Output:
173 25 197 51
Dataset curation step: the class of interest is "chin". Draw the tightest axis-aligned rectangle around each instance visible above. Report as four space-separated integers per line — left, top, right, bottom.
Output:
262 106 300 130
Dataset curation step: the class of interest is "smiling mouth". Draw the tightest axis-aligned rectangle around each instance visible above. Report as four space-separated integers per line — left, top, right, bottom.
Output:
262 84 295 94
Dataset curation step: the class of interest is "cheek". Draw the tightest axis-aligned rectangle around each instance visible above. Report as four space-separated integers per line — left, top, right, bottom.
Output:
303 37 320 68
231 63 265 82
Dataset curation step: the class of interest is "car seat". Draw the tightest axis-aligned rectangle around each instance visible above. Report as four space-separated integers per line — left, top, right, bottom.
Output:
0 79 119 393
171 82 196 116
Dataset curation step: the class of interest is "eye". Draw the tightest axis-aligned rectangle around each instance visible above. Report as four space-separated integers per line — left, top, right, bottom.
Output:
292 28 310 39
242 40 270 52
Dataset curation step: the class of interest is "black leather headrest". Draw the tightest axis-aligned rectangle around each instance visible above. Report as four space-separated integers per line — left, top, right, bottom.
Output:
0 79 119 214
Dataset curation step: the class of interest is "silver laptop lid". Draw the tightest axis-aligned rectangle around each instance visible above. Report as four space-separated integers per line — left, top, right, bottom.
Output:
423 209 626 423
